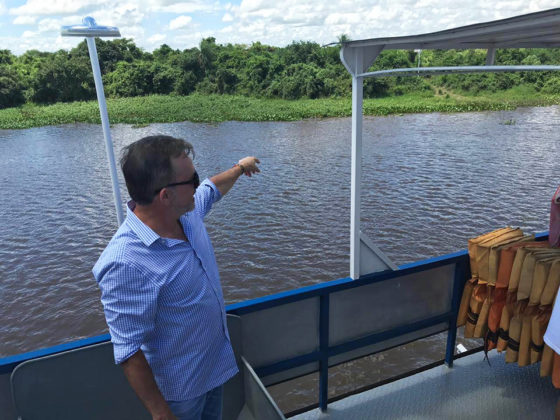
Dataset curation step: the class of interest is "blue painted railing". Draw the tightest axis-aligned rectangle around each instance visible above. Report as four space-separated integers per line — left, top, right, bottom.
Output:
227 249 469 411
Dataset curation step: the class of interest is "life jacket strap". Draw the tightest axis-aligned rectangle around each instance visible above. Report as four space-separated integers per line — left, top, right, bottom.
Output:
467 308 479 325
507 337 520 352
487 329 498 344
498 328 509 341
530 341 544 353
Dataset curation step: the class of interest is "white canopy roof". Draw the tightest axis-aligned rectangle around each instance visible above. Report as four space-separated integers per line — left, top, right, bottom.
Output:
341 8 560 75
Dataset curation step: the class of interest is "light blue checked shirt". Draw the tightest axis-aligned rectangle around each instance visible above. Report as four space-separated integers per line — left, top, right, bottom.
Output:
93 179 238 401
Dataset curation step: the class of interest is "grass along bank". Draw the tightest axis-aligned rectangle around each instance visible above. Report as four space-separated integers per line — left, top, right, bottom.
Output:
1 87 560 130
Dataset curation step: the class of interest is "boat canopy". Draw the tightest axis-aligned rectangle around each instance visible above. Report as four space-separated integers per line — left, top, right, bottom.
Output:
341 8 560 279
341 8 560 75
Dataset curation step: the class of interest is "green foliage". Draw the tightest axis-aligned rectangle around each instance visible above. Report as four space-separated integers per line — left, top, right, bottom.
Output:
152 63 179 94
169 48 204 94
175 71 200 95
2 40 560 111
152 44 176 62
0 50 16 65
0 65 25 108
200 37 219 73
30 51 95 103
70 38 143 74
363 78 390 97
337 34 351 43
268 63 319 99
282 41 324 66
541 76 560 94
2 91 559 129
105 61 153 97
373 50 413 70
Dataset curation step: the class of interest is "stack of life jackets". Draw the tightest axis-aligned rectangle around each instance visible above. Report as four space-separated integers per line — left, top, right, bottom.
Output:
458 227 560 387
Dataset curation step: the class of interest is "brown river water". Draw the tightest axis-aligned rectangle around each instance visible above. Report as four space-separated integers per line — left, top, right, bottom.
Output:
1 106 558 410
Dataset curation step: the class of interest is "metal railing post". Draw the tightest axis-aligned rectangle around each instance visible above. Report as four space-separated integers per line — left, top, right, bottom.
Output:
445 259 467 367
350 51 364 280
319 294 330 411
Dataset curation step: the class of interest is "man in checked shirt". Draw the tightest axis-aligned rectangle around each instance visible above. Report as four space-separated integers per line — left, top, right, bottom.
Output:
93 135 260 420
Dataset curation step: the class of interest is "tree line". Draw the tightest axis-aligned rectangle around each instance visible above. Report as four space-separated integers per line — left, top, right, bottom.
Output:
2 37 560 109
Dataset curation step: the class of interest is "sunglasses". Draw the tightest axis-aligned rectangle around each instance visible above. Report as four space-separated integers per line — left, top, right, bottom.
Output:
154 171 200 195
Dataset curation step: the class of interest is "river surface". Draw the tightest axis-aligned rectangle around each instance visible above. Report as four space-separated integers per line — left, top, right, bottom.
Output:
1 106 558 408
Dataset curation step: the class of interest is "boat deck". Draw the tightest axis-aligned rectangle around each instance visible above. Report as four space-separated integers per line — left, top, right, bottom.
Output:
292 351 559 419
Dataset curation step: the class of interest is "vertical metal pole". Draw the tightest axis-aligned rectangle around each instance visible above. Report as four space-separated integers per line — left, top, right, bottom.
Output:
319 294 330 411
86 37 124 226
446 259 467 367
486 48 496 66
350 51 364 280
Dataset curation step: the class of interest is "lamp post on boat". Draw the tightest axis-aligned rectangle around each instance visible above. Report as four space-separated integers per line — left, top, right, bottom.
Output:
61 17 124 226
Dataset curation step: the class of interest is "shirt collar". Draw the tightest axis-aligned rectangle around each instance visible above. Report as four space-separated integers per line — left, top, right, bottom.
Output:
125 201 161 247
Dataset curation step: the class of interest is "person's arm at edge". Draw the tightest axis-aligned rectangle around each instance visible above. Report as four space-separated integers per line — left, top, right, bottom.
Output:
210 156 260 197
121 349 177 420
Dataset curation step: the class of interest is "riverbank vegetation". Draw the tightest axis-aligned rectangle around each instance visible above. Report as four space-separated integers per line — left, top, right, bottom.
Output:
1 86 559 129
1 38 560 128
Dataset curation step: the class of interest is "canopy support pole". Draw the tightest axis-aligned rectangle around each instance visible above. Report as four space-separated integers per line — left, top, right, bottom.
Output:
350 51 363 280
486 48 496 65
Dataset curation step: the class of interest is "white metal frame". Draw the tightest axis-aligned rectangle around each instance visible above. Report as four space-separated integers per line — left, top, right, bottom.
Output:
341 8 560 279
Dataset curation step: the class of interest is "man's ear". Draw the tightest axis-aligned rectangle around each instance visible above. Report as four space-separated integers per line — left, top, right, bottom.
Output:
156 187 171 204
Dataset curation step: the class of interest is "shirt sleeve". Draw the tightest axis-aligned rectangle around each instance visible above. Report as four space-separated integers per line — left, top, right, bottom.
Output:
193 178 222 219
96 262 160 364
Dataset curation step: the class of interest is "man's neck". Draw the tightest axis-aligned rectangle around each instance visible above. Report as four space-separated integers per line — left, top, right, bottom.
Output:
133 204 186 241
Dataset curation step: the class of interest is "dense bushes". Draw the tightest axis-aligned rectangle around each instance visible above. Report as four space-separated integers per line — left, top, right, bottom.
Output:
2 38 560 109
0 65 25 108
30 52 96 103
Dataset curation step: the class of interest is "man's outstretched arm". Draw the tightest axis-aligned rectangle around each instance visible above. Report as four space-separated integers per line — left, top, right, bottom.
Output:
210 156 260 197
121 350 177 420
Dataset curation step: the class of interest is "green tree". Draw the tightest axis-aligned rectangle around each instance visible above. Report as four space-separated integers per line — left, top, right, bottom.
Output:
153 44 176 62
0 65 25 108
0 50 15 65
169 48 204 94
337 34 351 43
152 63 179 95
269 63 325 99
200 37 219 74
104 61 154 97
214 45 246 94
282 41 324 66
541 75 560 94
71 38 144 74
31 51 94 103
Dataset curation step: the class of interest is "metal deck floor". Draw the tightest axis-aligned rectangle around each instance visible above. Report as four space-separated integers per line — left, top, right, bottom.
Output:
292 351 559 419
